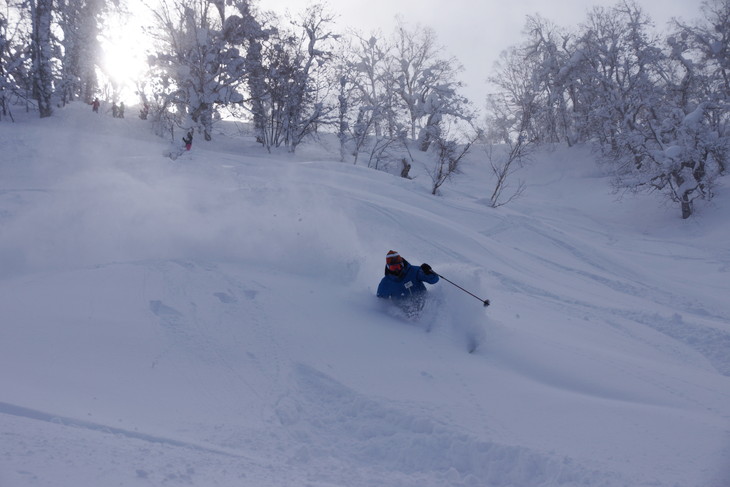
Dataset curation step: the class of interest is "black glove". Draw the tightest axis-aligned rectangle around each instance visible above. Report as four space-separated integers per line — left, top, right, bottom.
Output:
420 263 434 275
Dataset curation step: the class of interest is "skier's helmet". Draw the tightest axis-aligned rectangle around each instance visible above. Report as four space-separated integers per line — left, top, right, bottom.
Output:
386 250 404 272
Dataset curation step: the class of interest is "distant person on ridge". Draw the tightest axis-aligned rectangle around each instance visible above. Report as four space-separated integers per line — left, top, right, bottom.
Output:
377 251 439 312
183 130 193 151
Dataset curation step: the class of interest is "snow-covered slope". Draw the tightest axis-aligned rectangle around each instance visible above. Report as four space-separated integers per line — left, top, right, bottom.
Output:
1 104 729 487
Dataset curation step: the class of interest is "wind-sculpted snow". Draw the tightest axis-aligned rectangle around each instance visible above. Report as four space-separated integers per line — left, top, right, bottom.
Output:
1 104 729 487
274 364 619 486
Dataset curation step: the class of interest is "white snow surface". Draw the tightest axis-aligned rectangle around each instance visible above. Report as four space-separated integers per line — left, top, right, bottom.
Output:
1 104 729 487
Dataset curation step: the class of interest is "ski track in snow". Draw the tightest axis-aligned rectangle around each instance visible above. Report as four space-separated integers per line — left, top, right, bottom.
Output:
480 213 730 378
0 401 242 458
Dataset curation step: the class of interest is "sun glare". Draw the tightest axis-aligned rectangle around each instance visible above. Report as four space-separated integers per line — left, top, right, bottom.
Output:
100 4 151 106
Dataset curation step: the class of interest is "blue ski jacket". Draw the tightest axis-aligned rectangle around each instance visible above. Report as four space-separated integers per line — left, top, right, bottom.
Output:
377 261 439 300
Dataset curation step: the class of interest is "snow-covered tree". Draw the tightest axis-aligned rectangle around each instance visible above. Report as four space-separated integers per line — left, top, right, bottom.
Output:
331 41 356 162
0 5 16 119
389 18 471 151
555 0 727 218
1 0 114 117
333 20 472 174
283 3 338 151
427 131 474 195
518 15 579 145
483 88 532 208
487 45 541 145
483 43 540 207
55 0 107 105
221 0 270 144
573 1 727 219
252 3 339 152
1 2 40 118
635 103 726 219
669 0 730 176
485 1 726 217
148 0 246 141
29 0 54 117
672 0 730 104
335 32 399 163
627 0 730 219
571 3 665 153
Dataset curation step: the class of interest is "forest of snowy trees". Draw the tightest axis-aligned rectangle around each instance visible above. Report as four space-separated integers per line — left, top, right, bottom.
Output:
488 1 730 218
0 0 728 218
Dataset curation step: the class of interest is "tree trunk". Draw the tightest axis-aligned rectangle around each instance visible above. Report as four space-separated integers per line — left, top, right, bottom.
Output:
681 193 692 220
30 0 54 118
400 158 411 178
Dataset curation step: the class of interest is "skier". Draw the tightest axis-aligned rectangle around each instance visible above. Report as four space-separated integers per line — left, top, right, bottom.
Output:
182 130 193 151
377 250 439 313
91 98 100 113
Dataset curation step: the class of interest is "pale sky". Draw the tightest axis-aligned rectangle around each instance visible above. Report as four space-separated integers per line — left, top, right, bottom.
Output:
264 0 706 105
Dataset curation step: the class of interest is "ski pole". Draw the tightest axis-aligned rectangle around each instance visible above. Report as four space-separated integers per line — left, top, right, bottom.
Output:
436 273 490 307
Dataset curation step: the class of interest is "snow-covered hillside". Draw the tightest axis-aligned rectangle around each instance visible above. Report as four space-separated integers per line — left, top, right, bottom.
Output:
1 103 729 487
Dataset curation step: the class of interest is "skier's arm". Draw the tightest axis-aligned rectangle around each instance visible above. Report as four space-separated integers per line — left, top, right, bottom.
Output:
418 264 439 284
376 278 389 298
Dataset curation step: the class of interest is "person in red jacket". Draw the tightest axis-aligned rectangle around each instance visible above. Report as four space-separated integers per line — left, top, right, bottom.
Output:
182 130 193 151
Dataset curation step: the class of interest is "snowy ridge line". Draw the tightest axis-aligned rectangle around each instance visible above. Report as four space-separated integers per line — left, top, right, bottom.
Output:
0 401 244 458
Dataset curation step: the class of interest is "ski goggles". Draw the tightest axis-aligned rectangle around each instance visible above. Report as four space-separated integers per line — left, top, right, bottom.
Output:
387 261 403 272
